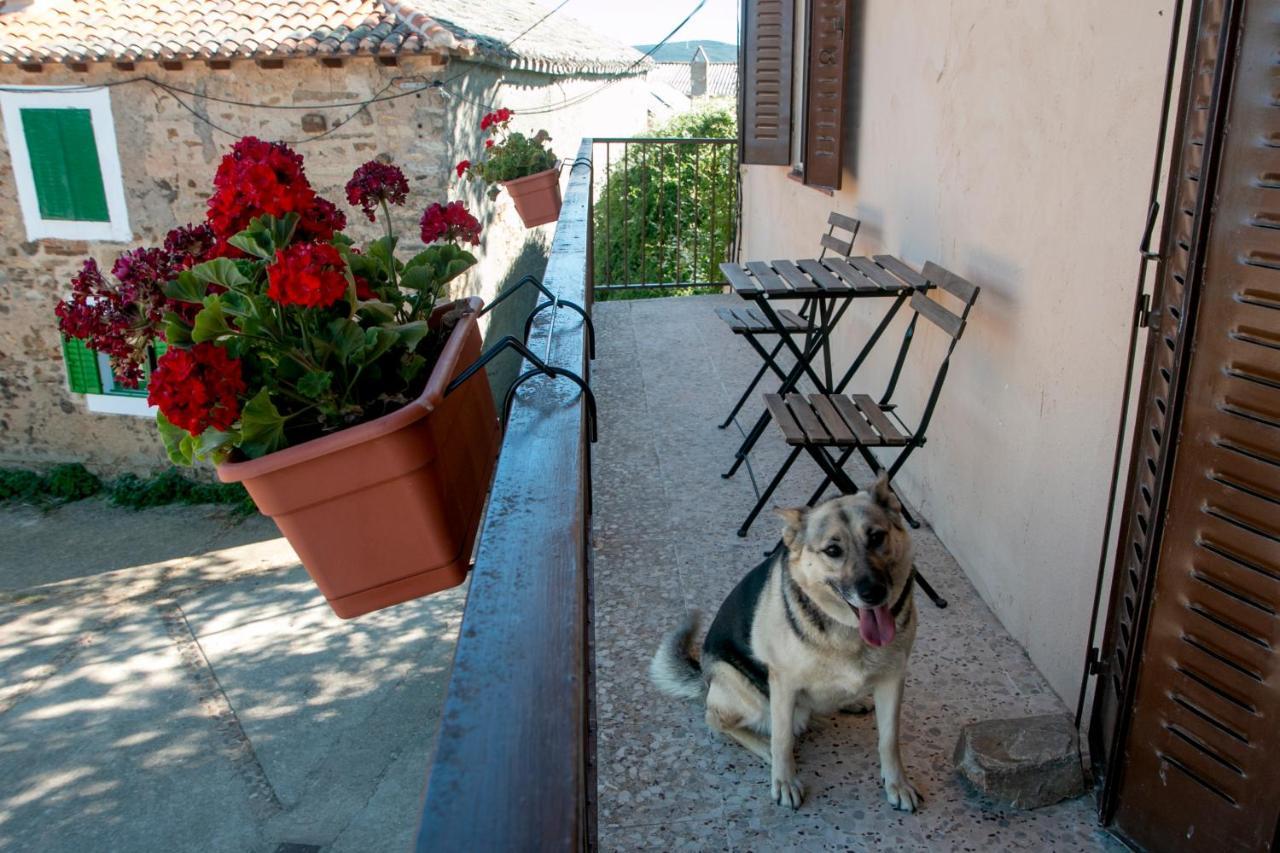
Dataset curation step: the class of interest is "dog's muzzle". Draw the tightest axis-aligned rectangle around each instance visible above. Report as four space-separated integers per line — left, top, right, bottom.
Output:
830 581 896 648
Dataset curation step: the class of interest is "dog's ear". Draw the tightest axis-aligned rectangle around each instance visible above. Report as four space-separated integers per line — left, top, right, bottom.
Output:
871 474 902 518
775 506 808 550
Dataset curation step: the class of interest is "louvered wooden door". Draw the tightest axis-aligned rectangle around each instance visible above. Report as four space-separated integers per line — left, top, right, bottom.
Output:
1091 1 1280 849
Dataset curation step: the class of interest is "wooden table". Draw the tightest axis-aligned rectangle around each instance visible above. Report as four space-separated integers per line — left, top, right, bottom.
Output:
718 254 930 478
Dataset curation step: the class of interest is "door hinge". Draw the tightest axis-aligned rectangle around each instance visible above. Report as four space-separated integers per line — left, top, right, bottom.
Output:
1087 646 1109 676
1136 293 1159 329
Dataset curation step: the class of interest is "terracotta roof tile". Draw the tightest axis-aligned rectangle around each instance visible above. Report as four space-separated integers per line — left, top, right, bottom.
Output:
0 0 646 74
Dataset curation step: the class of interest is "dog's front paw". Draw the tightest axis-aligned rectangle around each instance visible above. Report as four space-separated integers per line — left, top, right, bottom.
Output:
883 775 920 812
771 773 805 809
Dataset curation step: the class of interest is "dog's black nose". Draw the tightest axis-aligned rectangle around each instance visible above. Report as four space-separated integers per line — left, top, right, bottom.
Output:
854 577 887 605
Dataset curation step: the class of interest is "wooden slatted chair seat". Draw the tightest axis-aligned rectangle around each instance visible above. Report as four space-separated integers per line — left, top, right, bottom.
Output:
714 306 809 334
764 393 913 447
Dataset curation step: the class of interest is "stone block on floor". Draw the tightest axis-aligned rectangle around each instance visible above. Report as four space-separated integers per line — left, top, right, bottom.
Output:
953 713 1086 809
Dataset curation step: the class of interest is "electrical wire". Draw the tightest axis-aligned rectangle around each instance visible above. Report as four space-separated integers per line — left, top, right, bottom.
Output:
508 0 574 47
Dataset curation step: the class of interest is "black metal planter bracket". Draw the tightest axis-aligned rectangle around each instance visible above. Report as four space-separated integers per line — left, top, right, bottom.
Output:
445 335 598 443
478 274 596 360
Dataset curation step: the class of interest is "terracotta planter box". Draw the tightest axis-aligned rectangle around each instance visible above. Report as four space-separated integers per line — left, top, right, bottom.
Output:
503 164 563 228
218 297 500 619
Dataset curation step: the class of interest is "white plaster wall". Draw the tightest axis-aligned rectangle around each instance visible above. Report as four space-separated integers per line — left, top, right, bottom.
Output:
739 0 1174 703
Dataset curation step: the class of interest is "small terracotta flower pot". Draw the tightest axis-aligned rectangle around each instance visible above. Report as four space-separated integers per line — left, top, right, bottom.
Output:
502 164 563 228
217 297 500 619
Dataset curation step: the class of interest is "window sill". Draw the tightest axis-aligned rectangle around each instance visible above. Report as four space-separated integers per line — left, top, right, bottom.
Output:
787 169 834 196
85 393 155 417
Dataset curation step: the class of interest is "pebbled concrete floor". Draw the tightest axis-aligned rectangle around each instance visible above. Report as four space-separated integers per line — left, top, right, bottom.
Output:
0 501 461 853
590 295 1121 852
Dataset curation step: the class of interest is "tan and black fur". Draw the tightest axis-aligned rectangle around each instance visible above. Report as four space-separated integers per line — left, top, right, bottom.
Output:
649 476 920 811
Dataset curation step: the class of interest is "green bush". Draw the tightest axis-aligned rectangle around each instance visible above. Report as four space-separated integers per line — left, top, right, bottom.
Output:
107 469 255 514
0 468 45 503
594 106 738 294
44 463 103 501
0 464 255 515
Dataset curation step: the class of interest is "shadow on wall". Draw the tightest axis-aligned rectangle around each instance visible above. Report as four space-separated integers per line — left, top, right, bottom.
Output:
844 0 867 181
480 236 550 411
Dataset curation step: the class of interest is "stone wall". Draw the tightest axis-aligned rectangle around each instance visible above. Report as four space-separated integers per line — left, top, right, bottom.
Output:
0 56 649 474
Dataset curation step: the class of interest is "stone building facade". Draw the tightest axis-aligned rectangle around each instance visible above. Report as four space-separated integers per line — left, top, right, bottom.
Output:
0 0 650 473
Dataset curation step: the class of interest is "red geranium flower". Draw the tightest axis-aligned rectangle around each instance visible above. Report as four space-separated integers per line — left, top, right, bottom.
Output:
455 159 470 178
205 137 342 251
484 139 494 149
479 108 513 132
266 242 351 308
420 201 481 246
147 342 246 436
345 161 410 223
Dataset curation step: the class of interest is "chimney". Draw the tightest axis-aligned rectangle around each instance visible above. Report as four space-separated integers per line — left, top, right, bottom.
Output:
690 46 708 98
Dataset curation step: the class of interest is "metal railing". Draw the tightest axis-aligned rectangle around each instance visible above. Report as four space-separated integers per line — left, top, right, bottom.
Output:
592 137 738 293
416 139 597 850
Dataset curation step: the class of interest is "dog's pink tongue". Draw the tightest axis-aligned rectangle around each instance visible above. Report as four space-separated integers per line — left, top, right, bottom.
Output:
858 605 896 647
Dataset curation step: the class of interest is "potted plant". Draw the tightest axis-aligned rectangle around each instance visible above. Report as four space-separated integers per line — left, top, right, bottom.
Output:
456 108 562 227
55 140 501 618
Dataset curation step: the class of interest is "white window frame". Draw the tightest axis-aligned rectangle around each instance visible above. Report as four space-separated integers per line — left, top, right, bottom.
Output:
85 351 155 418
0 86 132 242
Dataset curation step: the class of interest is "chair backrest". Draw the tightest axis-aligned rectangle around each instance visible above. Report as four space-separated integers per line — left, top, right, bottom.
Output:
817 211 861 260
910 261 980 342
875 261 979 435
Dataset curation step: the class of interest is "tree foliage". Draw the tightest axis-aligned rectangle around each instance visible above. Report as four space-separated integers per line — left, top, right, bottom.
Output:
593 106 738 292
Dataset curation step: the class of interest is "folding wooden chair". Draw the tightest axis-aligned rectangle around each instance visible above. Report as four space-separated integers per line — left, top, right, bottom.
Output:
715 211 861 429
742 262 980 547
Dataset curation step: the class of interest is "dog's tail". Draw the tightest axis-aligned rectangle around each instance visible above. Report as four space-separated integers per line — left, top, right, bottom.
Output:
649 611 704 701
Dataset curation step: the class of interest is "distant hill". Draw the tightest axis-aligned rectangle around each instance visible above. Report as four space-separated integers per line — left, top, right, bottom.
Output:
636 39 737 63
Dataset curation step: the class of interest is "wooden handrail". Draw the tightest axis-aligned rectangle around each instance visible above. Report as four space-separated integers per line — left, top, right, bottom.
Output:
416 138 597 851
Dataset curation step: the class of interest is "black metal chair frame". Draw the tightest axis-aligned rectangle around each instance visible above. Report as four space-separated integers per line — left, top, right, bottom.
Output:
737 262 980 612
722 256 924 482
717 212 862 429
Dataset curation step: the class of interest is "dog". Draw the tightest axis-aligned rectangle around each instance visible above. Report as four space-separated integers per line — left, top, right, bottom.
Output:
649 476 920 811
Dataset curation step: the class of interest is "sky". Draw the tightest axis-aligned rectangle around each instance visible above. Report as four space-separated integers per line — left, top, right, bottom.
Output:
536 0 739 47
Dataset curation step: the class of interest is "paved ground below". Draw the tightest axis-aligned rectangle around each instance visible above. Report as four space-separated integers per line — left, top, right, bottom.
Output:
0 499 463 853
590 295 1120 851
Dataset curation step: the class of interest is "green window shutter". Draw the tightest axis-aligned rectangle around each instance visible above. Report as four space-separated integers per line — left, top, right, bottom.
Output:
152 339 168 359
20 108 110 222
61 336 103 394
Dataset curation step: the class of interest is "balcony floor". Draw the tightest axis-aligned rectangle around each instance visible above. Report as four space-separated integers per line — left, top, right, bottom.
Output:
591 295 1118 851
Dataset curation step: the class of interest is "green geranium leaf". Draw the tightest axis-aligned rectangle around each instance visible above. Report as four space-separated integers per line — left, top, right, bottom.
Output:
191 296 233 343
390 321 432 352
163 310 193 346
192 258 251 291
403 245 477 287
157 412 194 466
399 353 427 385
219 290 253 317
327 317 367 361
297 370 333 400
163 269 208 304
238 389 287 459
192 428 238 465
399 265 432 292
229 213 300 260
227 231 274 261
368 235 399 268
356 300 397 322
363 327 399 363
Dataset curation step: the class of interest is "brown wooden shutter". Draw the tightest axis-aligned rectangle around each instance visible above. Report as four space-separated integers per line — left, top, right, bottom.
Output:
1092 1 1280 849
739 0 793 166
801 0 850 189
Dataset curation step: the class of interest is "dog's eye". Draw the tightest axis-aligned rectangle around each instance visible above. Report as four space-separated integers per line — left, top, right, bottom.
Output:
822 544 843 559
866 529 887 549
